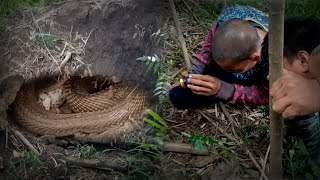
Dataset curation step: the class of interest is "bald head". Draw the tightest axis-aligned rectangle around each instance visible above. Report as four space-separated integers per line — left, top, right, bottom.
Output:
212 19 260 63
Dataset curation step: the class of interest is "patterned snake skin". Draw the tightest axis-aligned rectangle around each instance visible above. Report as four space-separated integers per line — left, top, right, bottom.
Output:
12 77 149 143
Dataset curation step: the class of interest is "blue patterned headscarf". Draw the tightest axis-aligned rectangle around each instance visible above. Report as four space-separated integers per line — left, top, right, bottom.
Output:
216 5 269 84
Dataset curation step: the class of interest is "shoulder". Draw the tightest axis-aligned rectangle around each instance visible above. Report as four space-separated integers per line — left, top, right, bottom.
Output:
217 4 269 28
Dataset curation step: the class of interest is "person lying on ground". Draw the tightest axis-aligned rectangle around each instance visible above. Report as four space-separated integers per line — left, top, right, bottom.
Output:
273 16 320 167
169 5 269 109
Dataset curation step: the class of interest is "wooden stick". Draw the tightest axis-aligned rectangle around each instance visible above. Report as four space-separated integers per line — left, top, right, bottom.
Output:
168 0 191 69
268 0 285 178
10 128 40 156
247 149 269 180
54 155 127 171
59 51 72 71
218 102 240 140
260 145 271 180
162 142 209 155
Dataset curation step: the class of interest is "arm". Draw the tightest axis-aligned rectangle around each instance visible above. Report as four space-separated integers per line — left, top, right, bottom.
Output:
187 74 269 106
188 23 218 74
216 79 269 106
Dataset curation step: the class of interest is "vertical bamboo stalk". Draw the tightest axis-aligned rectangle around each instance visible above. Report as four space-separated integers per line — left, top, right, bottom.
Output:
268 0 285 179
169 0 191 69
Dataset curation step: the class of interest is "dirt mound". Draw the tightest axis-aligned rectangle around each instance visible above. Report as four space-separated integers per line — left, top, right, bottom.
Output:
0 0 163 96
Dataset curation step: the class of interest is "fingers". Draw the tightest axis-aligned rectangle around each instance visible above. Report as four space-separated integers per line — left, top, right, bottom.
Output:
188 74 215 82
272 96 291 115
188 78 214 89
271 82 287 104
270 76 286 96
281 105 299 119
187 84 212 93
181 71 188 77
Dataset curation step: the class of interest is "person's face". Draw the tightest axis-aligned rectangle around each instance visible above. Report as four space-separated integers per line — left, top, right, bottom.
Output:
215 47 262 73
283 48 320 79
216 58 258 73
283 56 306 77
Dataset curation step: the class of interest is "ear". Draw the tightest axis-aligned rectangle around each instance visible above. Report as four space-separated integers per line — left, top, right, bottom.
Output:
249 51 261 62
297 50 310 73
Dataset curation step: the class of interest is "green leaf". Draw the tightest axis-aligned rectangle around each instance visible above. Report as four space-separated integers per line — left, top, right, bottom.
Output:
146 109 167 126
143 117 164 130
147 62 154 72
289 149 295 158
195 139 203 150
137 56 147 61
312 166 320 176
153 62 160 74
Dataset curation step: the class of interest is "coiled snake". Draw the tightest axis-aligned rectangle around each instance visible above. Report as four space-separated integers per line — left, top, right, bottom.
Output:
12 76 149 143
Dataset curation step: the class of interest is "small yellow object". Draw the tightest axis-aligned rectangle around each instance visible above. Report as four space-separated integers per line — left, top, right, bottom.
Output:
180 78 186 88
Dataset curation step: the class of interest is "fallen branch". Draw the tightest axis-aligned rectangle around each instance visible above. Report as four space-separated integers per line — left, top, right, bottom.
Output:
59 51 72 71
247 149 269 180
53 155 127 171
10 128 40 156
162 142 209 155
169 0 191 69
260 145 270 180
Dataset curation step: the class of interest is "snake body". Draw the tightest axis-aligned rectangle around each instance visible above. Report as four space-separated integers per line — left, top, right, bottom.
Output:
12 76 149 143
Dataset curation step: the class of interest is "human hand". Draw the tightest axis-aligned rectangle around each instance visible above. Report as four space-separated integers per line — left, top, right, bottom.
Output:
270 69 320 119
171 70 188 89
187 74 221 96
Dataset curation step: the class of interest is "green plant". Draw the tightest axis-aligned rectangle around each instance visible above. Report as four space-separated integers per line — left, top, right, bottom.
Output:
68 143 97 158
258 105 269 118
137 54 162 75
25 151 47 175
6 151 47 179
282 136 320 179
0 0 62 24
187 132 226 150
143 109 169 142
31 32 63 49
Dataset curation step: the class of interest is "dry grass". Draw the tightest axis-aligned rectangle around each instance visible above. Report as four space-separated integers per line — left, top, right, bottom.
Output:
4 6 93 81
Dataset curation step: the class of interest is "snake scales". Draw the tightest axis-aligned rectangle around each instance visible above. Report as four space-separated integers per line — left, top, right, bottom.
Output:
12 76 149 143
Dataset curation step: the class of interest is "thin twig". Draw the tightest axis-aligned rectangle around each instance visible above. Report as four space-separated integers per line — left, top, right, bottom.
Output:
181 1 201 25
198 109 268 179
29 9 59 66
168 0 191 69
218 102 240 141
260 145 270 180
197 110 237 143
10 128 40 156
59 51 72 71
247 149 269 180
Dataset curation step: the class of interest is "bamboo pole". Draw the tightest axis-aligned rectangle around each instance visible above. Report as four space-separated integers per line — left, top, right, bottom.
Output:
169 0 192 69
268 0 285 179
